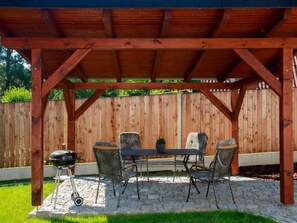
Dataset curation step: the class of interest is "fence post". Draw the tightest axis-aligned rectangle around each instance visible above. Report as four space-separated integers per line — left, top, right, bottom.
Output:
177 93 182 148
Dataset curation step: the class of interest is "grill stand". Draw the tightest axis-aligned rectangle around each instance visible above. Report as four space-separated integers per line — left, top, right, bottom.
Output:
51 166 83 209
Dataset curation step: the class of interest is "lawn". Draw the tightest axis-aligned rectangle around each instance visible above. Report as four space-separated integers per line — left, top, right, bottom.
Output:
0 180 276 223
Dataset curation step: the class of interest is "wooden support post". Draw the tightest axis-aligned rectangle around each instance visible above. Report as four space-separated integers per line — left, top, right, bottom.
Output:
279 48 294 204
31 49 44 206
231 89 239 174
64 88 76 151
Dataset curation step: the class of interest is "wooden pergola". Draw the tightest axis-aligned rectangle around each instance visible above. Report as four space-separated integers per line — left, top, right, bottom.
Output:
0 0 296 206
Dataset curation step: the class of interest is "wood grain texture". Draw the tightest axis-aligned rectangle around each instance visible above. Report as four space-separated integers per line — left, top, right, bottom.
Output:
0 89 297 167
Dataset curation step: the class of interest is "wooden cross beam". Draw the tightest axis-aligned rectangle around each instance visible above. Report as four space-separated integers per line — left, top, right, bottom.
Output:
73 82 233 90
3 37 297 50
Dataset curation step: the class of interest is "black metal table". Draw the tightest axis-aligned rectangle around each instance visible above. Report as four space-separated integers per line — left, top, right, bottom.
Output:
121 148 202 174
121 148 202 193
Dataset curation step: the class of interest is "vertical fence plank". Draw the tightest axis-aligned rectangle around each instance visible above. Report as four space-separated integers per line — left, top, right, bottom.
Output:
0 104 5 168
1 89 297 167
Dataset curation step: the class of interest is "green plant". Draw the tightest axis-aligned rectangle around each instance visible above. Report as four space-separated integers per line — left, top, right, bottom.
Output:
156 137 165 144
1 87 31 102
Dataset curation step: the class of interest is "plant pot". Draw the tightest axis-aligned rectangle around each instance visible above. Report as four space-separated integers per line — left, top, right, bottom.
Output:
156 143 165 153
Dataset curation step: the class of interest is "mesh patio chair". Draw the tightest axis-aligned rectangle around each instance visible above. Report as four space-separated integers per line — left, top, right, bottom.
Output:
93 141 140 207
119 132 149 180
173 132 208 181
186 138 237 209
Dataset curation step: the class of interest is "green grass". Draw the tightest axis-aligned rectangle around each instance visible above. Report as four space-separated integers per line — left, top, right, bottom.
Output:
0 180 276 223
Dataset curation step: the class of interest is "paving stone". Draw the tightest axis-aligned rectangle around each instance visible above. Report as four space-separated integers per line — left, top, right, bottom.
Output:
29 176 297 223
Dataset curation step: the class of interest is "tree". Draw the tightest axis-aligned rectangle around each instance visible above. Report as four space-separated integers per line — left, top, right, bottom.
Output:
0 46 31 97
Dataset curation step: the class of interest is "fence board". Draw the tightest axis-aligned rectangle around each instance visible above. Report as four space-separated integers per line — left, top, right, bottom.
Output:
0 89 296 168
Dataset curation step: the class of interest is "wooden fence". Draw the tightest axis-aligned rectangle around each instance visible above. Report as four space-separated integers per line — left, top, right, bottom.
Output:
0 89 296 168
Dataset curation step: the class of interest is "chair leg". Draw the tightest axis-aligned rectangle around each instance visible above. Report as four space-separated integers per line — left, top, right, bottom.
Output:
173 156 177 182
212 180 219 209
146 157 150 181
191 178 200 194
206 181 210 197
112 180 116 196
122 179 129 194
136 170 140 199
117 182 121 208
186 177 192 202
95 177 101 203
228 177 236 204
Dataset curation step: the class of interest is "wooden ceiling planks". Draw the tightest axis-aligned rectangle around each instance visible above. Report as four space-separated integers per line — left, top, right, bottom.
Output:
1 8 297 83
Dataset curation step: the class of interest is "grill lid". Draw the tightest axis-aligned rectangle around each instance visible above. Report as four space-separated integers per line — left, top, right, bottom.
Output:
49 150 77 167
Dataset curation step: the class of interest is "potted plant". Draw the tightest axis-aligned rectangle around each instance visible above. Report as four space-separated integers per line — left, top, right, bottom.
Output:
156 137 166 153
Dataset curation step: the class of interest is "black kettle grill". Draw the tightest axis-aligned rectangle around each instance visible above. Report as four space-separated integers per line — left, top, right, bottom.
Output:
49 149 83 208
49 150 77 167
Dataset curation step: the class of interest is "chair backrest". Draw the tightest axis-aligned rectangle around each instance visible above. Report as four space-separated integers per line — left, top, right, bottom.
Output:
185 132 208 161
119 132 141 150
185 132 208 151
212 138 237 180
93 141 123 181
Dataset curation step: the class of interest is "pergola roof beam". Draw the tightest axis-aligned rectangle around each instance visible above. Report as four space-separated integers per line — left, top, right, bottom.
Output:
42 49 91 97
42 9 88 82
73 82 233 90
102 9 121 82
233 49 281 96
4 37 297 50
184 9 230 82
218 8 292 82
263 8 292 37
151 10 171 82
0 20 31 63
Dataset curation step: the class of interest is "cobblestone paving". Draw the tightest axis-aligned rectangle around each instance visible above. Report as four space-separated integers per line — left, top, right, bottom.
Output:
30 176 297 223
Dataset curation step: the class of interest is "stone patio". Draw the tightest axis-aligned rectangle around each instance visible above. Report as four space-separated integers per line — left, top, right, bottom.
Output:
30 176 297 223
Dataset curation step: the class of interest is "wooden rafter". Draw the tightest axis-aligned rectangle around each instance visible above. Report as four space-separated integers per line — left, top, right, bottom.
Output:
233 49 281 96
5 37 297 50
184 9 230 82
0 19 31 63
75 89 105 120
151 10 171 82
41 9 88 82
74 82 233 90
218 8 292 82
41 9 64 37
102 9 121 82
200 89 232 121
263 8 292 37
42 49 91 97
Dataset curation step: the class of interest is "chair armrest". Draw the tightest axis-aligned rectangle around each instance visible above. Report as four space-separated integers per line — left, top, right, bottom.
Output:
190 164 207 172
123 163 137 171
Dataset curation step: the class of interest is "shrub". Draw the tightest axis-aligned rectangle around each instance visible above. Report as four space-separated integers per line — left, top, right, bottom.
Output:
1 87 31 102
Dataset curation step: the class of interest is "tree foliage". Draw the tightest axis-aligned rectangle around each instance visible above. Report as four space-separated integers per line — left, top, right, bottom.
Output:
1 87 31 102
0 46 31 97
